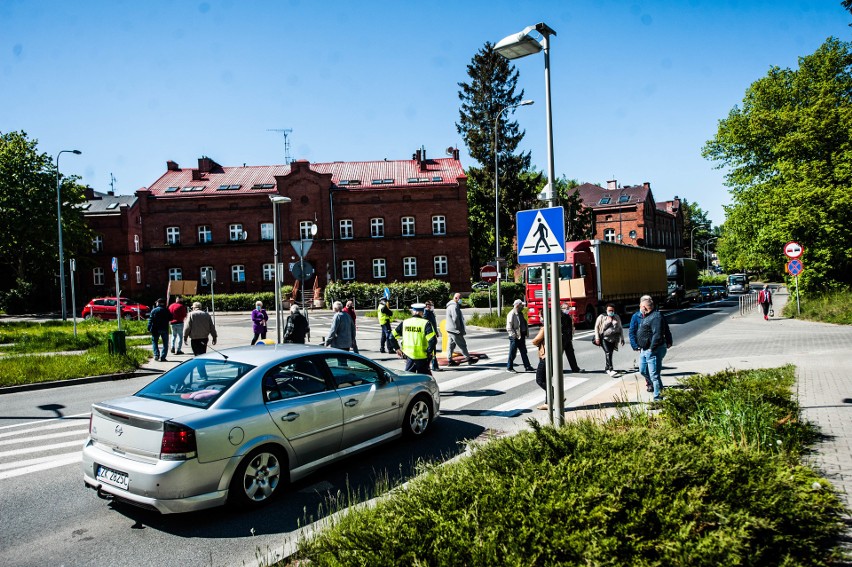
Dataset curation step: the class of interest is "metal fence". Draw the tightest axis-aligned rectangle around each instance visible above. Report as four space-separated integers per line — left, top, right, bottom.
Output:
738 291 758 316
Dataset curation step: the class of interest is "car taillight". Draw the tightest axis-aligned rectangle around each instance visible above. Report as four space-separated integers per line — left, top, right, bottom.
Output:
160 422 197 461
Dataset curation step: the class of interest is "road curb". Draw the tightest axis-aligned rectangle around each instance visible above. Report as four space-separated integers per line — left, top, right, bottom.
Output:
0 367 163 395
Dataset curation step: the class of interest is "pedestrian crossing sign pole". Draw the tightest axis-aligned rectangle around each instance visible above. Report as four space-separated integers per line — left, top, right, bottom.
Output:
516 207 566 265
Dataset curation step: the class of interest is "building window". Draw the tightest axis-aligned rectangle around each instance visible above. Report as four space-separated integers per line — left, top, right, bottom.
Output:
229 224 244 242
370 218 384 238
92 235 103 253
372 258 386 279
262 263 275 281
299 221 314 240
629 229 637 240
166 226 180 245
401 216 415 237
135 266 141 284
93 267 104 286
342 260 355 280
133 234 140 253
200 266 213 286
432 215 446 235
403 257 417 277
599 197 611 205
340 219 353 239
231 265 245 282
618 194 631 203
260 223 273 241
604 228 616 243
198 225 212 244
168 268 183 280
434 256 448 276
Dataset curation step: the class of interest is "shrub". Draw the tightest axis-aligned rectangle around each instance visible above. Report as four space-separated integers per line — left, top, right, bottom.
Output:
183 292 277 312
467 282 525 307
324 280 451 309
782 288 852 325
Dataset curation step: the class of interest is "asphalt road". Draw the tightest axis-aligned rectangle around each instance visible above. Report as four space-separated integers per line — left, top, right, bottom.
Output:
0 296 740 567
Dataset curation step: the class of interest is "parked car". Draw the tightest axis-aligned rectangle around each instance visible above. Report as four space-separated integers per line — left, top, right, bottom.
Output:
82 345 440 514
698 286 715 302
81 297 150 320
710 285 728 299
471 281 491 291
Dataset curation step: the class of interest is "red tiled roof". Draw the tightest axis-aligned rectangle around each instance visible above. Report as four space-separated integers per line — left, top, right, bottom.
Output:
575 182 650 208
146 158 467 197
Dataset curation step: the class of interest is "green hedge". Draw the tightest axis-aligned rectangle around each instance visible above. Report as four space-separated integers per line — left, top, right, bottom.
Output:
184 286 292 312
467 282 525 307
324 280 451 310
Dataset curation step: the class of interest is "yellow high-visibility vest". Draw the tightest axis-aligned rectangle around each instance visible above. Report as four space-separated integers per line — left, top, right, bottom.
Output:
394 316 435 359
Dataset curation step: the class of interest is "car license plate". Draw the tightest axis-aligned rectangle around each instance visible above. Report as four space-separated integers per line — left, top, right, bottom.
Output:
96 465 129 490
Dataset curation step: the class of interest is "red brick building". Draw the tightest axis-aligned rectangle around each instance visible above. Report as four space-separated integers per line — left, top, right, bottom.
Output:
82 151 472 301
576 180 683 258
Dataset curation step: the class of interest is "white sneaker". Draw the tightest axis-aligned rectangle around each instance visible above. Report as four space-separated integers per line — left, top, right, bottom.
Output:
607 370 616 376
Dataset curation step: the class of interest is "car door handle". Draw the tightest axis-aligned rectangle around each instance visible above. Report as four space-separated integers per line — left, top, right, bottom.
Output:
280 412 299 422
344 399 359 407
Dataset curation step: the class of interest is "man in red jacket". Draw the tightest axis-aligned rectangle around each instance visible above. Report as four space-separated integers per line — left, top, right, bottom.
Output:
168 297 188 355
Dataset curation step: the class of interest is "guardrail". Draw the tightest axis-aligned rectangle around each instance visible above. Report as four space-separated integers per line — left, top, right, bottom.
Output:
738 291 758 316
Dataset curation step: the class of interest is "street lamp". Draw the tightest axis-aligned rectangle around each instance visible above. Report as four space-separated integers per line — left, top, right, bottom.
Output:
56 149 81 321
494 99 534 315
495 22 563 426
704 237 718 273
690 223 707 259
269 195 292 343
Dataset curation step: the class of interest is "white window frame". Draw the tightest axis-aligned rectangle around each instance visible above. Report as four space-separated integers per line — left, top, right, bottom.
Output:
372 258 386 279
262 263 275 281
168 268 183 281
133 234 140 253
432 215 446 235
299 221 314 241
166 226 180 245
401 216 415 237
339 219 354 239
231 265 245 282
135 265 141 284
604 228 616 243
370 218 384 238
403 257 417 277
341 260 355 280
93 267 104 286
92 235 103 253
229 224 243 242
260 223 273 241
434 256 448 276
198 225 212 243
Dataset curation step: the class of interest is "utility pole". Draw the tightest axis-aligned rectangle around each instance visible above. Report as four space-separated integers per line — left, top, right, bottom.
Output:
267 128 294 164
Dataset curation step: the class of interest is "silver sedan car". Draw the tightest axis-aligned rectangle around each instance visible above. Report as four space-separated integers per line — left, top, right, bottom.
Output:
82 345 440 514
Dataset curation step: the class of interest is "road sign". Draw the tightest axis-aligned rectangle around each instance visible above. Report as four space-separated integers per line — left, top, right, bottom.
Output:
516 207 566 264
291 261 315 280
290 240 313 258
384 287 391 300
479 265 498 283
111 257 118 273
786 259 804 276
784 241 803 259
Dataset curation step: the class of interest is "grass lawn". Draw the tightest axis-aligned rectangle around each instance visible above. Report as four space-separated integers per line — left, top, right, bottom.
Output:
783 288 852 325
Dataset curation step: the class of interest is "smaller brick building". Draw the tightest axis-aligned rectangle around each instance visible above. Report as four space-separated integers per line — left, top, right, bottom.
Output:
576 180 683 258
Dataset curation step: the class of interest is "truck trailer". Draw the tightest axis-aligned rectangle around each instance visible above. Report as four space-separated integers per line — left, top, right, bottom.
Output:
524 240 668 326
665 258 700 306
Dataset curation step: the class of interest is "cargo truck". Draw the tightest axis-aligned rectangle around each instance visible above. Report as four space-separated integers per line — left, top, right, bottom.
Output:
665 258 699 306
524 240 668 326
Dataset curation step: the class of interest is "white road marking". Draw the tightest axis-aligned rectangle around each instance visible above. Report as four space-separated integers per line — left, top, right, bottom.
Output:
0 439 84 459
0 453 82 480
0 427 89 446
0 419 87 439
0 413 90 431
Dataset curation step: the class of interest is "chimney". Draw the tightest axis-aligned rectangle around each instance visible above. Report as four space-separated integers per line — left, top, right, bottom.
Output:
198 156 221 173
418 146 428 172
453 148 460 161
166 160 180 171
606 180 617 191
191 169 204 181
643 182 651 190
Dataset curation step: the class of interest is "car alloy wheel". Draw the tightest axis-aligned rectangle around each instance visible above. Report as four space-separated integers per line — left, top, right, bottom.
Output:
230 447 285 508
403 396 432 438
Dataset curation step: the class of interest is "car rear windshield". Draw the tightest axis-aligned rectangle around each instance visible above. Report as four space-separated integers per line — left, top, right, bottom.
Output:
136 359 256 408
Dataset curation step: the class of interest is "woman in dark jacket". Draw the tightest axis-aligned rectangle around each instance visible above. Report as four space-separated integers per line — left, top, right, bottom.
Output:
283 304 309 344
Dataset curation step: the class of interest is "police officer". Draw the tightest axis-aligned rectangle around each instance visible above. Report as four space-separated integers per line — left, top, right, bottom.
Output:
378 298 394 353
393 303 437 375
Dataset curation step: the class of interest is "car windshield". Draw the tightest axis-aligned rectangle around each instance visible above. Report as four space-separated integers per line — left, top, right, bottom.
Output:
136 359 256 408
527 264 573 284
728 275 747 285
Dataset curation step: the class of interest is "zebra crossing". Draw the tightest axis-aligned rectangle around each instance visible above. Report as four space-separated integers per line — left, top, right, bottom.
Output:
0 415 89 481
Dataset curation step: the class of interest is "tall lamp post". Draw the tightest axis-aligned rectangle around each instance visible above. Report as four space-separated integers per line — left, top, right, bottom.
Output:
56 149 82 321
494 99 534 315
495 21 563 426
704 237 718 273
269 195 292 343
690 223 707 259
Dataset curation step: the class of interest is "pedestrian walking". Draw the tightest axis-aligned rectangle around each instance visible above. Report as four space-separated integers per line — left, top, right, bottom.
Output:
445 292 478 366
758 284 773 320
393 303 437 375
325 301 355 351
636 297 672 402
183 302 217 355
506 299 534 373
423 300 442 372
531 326 549 410
560 303 582 373
342 300 360 353
283 304 309 344
148 298 171 361
378 299 394 353
593 304 624 376
167 297 187 355
250 301 269 345
629 295 653 389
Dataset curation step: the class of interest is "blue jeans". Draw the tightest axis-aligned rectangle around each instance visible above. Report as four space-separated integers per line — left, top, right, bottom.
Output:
170 323 184 352
639 345 667 401
507 336 532 370
151 330 169 360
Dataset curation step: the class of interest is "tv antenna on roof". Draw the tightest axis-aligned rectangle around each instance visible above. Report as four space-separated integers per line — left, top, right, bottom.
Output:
267 128 294 164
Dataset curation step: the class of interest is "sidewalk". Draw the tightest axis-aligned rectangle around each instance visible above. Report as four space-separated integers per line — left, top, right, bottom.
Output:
566 287 852 543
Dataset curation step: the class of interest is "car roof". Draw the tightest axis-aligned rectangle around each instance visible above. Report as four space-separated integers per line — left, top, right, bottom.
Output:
193 344 360 366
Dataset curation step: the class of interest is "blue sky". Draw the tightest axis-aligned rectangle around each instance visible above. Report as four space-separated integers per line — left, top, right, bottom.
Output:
2 0 849 227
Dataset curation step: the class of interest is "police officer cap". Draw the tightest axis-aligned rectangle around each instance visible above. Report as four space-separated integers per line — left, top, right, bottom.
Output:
379 298 387 304
410 303 426 311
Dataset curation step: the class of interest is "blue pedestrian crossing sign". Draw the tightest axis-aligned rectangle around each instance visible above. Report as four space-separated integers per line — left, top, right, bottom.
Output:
516 207 566 264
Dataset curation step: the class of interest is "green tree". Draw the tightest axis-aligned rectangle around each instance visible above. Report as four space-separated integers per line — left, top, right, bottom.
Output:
702 38 852 291
457 42 542 274
551 175 594 241
679 198 712 259
0 131 91 313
